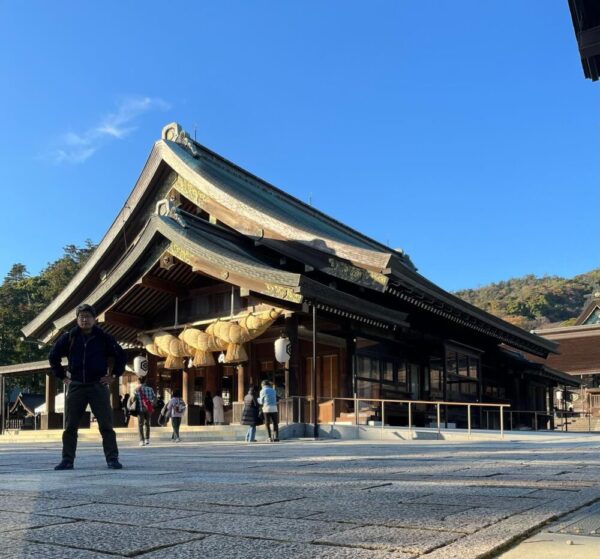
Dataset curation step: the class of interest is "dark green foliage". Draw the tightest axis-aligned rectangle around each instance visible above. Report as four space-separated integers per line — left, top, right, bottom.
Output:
0 241 96 395
454 269 600 330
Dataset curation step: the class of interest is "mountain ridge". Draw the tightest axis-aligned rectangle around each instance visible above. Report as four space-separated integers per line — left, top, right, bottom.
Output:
453 269 600 331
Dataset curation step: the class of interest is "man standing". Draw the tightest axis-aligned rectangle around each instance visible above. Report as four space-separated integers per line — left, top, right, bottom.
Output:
49 304 126 470
259 380 279 442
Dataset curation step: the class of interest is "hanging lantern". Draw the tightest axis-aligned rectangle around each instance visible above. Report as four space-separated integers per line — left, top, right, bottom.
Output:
274 335 291 364
218 351 226 364
133 355 148 377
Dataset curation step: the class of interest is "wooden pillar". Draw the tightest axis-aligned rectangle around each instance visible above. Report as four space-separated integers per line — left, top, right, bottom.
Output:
110 380 120 410
346 336 356 399
237 365 245 402
46 373 56 414
285 313 299 397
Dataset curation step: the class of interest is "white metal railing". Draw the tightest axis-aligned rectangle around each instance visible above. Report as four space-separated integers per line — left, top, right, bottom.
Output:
482 408 554 432
314 397 510 438
232 395 510 438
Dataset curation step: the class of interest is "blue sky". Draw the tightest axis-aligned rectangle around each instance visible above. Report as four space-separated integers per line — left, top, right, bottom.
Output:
0 1 597 292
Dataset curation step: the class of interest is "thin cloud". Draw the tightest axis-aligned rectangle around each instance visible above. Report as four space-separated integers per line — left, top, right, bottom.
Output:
45 96 170 164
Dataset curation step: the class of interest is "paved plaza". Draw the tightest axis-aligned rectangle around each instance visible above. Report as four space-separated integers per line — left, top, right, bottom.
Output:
1 435 600 558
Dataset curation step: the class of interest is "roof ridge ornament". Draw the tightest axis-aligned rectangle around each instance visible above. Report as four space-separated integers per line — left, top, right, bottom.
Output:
161 122 200 158
155 198 188 229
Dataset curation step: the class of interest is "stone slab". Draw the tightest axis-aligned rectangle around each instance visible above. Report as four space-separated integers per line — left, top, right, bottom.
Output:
0 540 114 559
18 521 202 556
138 534 416 559
154 511 360 542
39 502 204 526
317 525 461 554
0 511 75 533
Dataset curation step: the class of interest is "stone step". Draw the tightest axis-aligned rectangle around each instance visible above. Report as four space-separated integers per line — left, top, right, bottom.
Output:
0 425 255 444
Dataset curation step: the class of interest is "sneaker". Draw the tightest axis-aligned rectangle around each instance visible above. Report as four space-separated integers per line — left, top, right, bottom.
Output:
145 439 150 446
107 459 123 470
54 460 73 471
139 441 145 446
273 438 280 442
175 438 181 442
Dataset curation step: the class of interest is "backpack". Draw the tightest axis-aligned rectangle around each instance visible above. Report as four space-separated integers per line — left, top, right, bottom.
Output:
174 398 187 414
137 388 154 413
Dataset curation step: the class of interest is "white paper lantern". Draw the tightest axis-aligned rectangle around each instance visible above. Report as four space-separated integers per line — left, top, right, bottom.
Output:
555 390 563 401
274 336 291 363
133 355 148 377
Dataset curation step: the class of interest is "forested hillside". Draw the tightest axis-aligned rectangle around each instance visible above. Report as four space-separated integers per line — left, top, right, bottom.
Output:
454 269 600 330
0 242 95 392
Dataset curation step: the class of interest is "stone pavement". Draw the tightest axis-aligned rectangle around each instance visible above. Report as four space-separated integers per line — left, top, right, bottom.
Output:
1 435 600 558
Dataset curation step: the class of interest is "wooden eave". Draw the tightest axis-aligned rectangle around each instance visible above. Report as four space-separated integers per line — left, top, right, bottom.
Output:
499 348 580 387
533 322 600 339
385 264 558 358
45 214 304 340
44 210 410 343
569 0 600 80
574 296 600 325
161 140 400 272
22 143 173 339
298 276 408 330
0 359 65 376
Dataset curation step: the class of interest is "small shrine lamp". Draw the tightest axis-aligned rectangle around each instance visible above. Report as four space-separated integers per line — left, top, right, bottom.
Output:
274 334 291 364
218 352 226 364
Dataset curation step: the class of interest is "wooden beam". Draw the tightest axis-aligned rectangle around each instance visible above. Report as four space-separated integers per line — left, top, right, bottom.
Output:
579 25 600 58
140 275 188 297
103 310 150 331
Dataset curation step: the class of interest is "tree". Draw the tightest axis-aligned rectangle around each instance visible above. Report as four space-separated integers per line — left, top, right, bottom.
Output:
0 241 96 395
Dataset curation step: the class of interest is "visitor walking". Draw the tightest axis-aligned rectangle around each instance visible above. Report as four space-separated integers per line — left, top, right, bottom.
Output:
49 303 126 470
167 389 186 442
241 386 261 442
213 391 225 425
135 377 156 446
259 380 279 442
204 391 213 425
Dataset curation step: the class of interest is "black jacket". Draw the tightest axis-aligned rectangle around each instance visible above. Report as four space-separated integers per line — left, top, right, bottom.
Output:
241 394 260 426
48 326 126 383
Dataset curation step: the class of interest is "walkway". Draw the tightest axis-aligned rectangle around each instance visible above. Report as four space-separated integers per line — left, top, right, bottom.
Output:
1 436 600 558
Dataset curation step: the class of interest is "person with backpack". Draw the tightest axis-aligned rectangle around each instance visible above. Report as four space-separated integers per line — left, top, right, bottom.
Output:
135 376 156 446
48 303 126 470
166 389 186 442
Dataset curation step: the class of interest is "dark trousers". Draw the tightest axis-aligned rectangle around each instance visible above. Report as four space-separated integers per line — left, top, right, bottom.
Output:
138 410 151 441
171 417 181 439
264 412 279 440
63 382 118 463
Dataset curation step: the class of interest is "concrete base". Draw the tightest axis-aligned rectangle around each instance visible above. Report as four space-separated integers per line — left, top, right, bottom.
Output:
313 423 600 442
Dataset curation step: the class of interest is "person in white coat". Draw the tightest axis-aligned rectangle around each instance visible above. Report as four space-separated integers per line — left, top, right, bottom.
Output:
212 391 225 425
